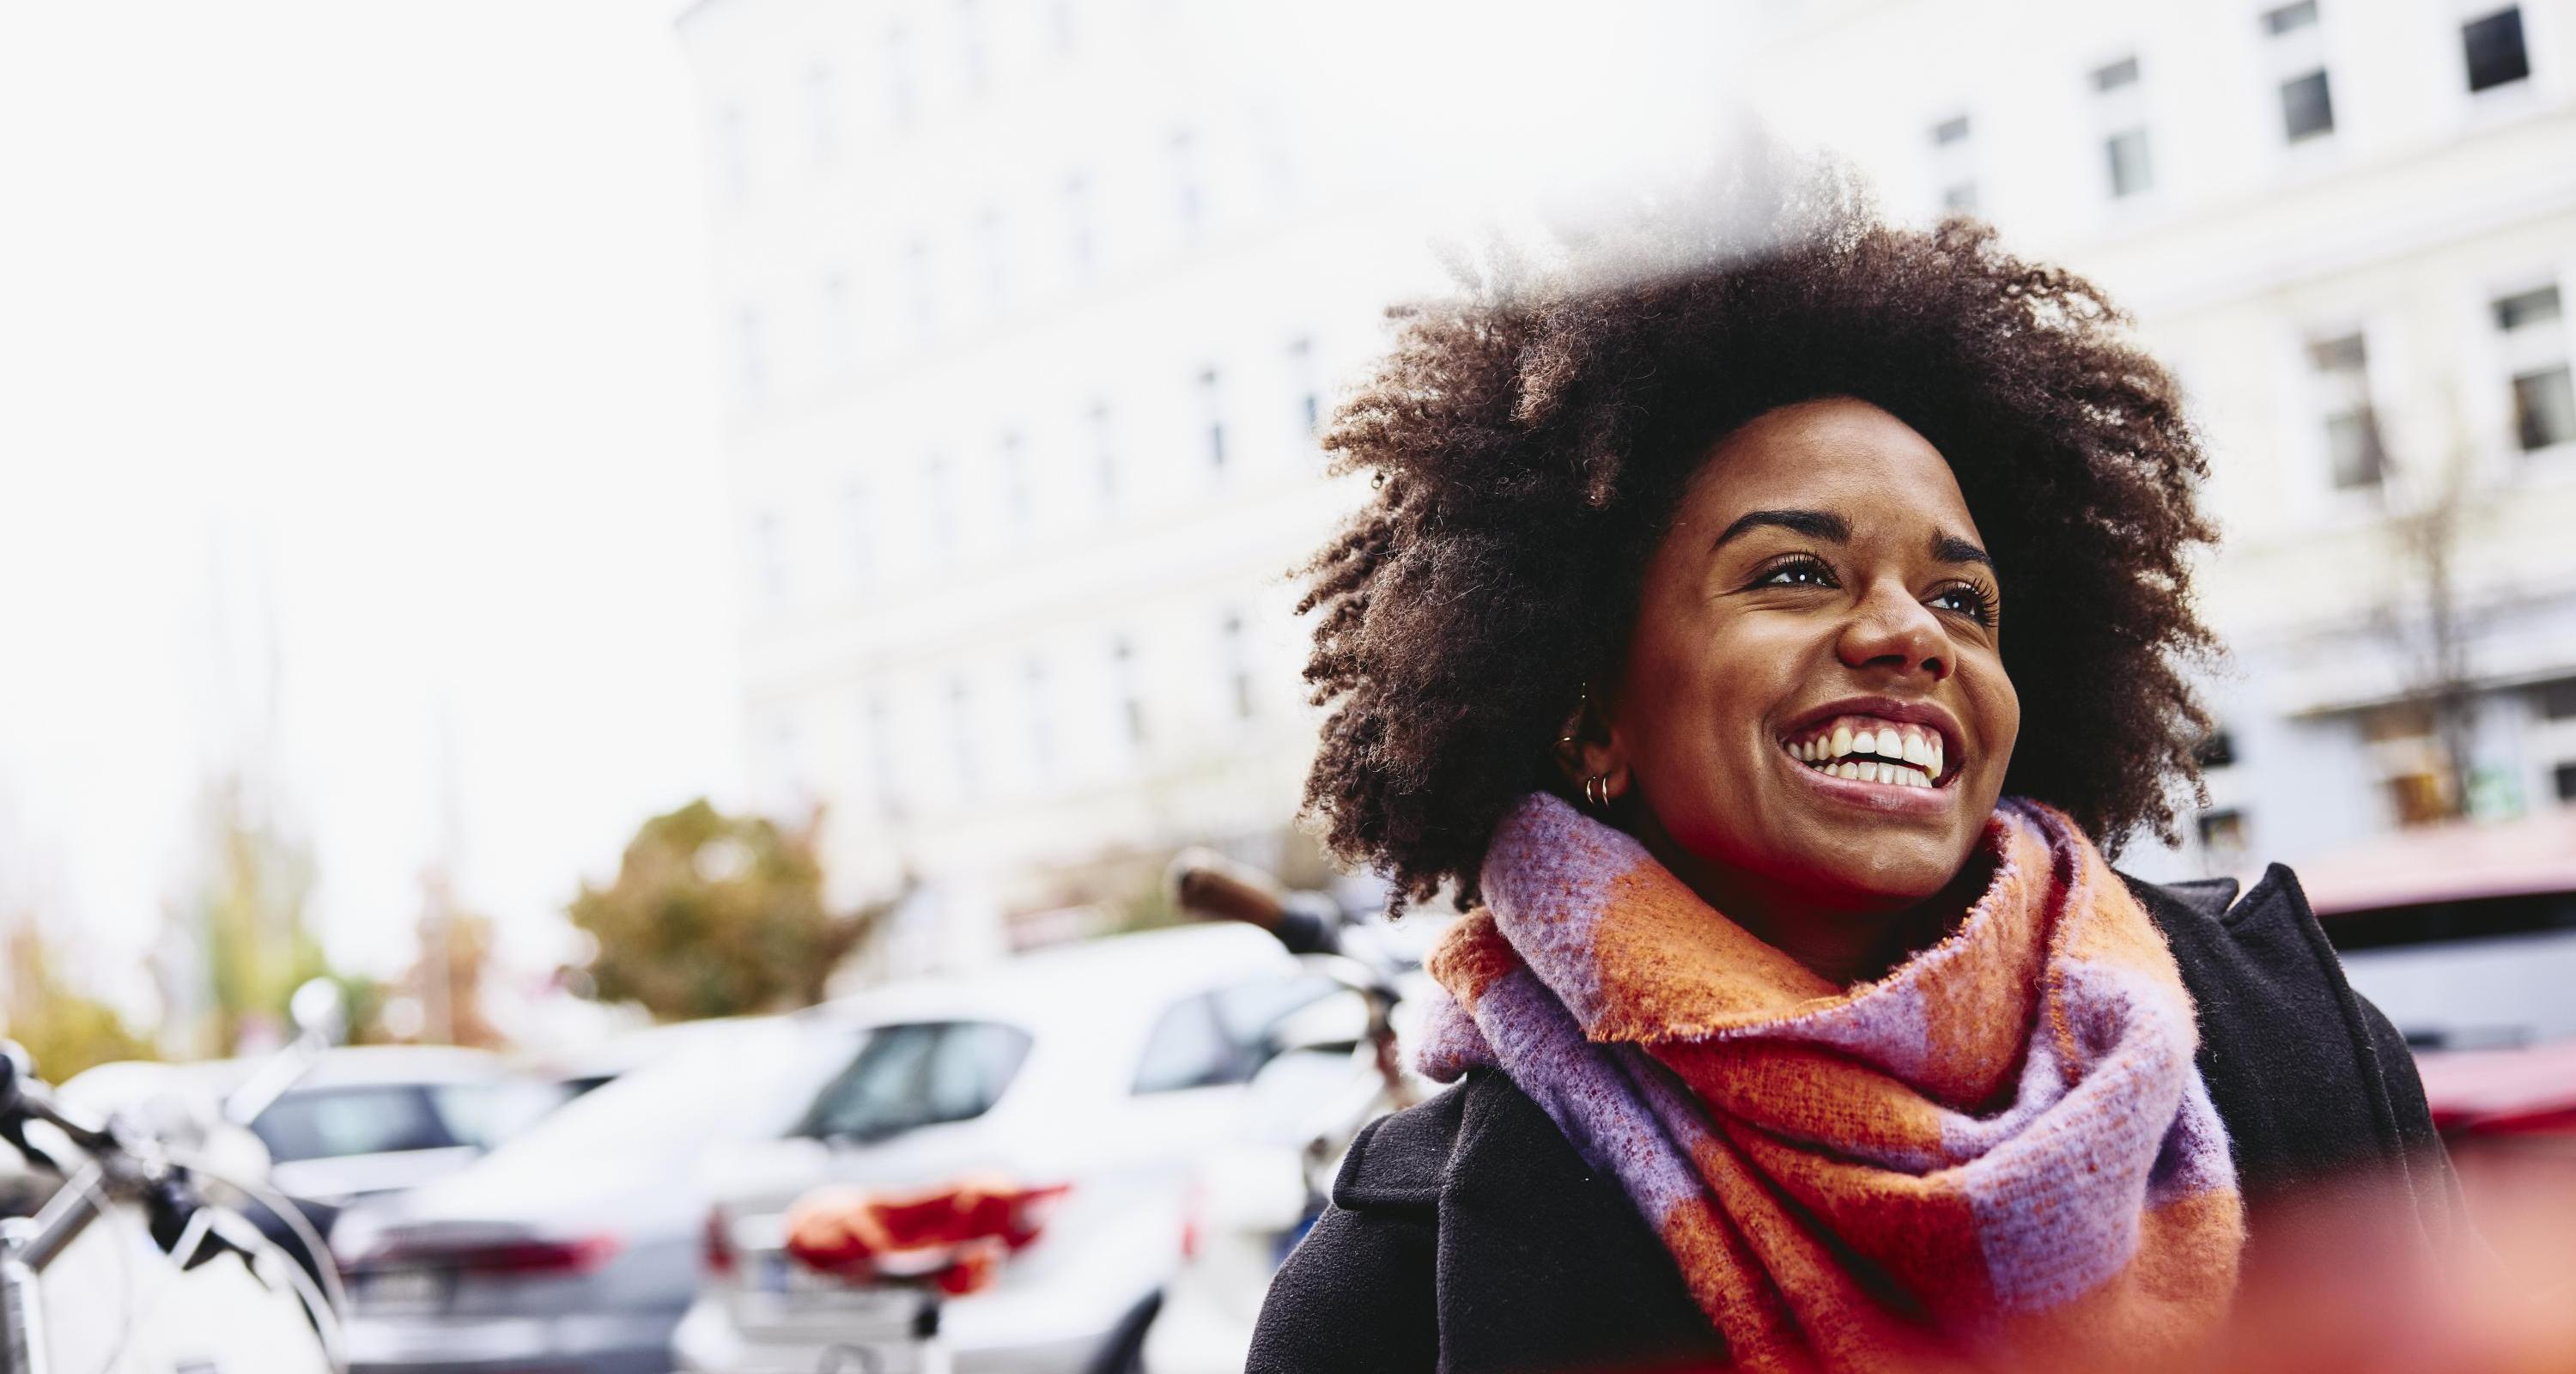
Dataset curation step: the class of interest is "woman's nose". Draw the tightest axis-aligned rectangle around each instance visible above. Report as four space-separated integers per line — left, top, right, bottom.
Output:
1836 582 1951 681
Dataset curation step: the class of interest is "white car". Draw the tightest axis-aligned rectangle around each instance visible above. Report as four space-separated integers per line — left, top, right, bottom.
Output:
675 922 1366 1374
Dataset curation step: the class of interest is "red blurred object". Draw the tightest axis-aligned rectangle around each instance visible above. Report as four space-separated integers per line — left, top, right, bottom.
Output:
2414 1040 2576 1137
781 1176 1069 1298
364 1231 622 1277
702 1207 736 1277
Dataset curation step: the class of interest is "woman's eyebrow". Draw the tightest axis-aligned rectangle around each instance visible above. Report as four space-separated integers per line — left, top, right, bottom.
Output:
1710 508 1849 552
1932 532 1994 570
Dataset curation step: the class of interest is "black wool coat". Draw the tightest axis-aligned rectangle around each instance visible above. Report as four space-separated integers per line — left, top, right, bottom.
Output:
1245 866 2465 1374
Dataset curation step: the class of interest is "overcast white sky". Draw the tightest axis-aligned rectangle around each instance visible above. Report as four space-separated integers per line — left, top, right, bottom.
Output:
0 1 740 994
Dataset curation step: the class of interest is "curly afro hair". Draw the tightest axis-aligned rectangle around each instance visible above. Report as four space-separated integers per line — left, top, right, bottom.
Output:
1298 178 2220 909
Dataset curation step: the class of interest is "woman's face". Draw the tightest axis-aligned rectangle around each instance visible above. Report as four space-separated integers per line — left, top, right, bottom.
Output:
1596 398 2019 918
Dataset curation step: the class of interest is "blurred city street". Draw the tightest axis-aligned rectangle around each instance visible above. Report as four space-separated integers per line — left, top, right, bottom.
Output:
4 1 2576 1371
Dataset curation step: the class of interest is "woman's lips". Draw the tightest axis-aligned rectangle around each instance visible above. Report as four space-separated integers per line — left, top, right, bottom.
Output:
1778 744 1958 814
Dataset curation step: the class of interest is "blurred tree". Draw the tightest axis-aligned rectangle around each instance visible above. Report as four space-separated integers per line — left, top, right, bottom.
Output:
167 774 333 1055
2 919 159 1080
568 799 878 1020
397 893 503 1048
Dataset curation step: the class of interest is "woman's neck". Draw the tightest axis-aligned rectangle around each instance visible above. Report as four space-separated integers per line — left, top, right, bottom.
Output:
1629 819 1991 987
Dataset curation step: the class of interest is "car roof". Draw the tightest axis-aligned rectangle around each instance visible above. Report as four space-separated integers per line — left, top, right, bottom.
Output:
283 1044 515 1089
2294 808 2576 916
805 921 1299 1037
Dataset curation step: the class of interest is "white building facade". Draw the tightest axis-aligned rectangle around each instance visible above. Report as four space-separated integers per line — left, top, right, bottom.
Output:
673 0 1452 956
1745 0 2576 876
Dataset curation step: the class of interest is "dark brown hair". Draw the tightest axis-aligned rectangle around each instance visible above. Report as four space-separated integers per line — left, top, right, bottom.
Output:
1298 178 2219 908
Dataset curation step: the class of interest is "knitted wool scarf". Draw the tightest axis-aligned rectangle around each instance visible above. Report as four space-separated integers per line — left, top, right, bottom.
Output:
1414 793 2245 1372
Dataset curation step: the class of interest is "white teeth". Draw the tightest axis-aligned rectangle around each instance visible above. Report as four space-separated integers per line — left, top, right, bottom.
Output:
1903 732 1932 767
1854 728 1880 757
1830 726 1853 758
1930 738 1944 779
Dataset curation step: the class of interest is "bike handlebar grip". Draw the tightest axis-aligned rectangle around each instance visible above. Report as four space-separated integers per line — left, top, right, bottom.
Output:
0 1042 27 1119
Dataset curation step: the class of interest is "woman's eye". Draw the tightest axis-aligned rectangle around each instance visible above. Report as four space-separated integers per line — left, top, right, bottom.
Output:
1759 559 1834 587
1931 585 1996 621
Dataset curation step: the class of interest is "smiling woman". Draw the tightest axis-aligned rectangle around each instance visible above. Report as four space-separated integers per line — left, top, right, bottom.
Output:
1251 176 2464 1372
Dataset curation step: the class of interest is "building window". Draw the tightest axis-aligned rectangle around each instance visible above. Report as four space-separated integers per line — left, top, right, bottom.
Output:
906 238 934 342
822 273 856 372
2196 808 2249 854
843 483 872 587
734 307 766 400
1171 129 1205 235
1929 113 1977 215
957 0 987 97
805 64 838 166
976 206 1007 314
1199 368 1225 469
2279 70 2335 142
715 104 750 203
2495 284 2574 452
2533 676 2576 720
1064 173 1095 275
2463 7 2531 93
2554 761 2576 802
2193 728 2239 769
948 676 980 800
2091 56 2154 199
2309 332 2385 489
1287 337 1320 435
1023 659 1054 776
2261 2 2335 143
751 510 787 608
927 455 959 556
1090 402 1118 511
1222 612 1255 720
998 430 1030 531
886 25 917 130
1112 637 1147 745
865 691 902 820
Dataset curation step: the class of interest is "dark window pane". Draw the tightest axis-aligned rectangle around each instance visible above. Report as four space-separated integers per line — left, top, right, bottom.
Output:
1931 114 1971 146
2093 56 2140 92
2535 678 2576 720
2327 409 2387 487
2514 366 2576 450
2281 70 2335 140
2556 761 2576 800
1941 181 1979 214
2310 332 2367 372
2264 1 2318 33
2193 730 2238 768
2496 284 2562 331
2196 809 2247 852
2463 8 2530 92
2105 127 2153 198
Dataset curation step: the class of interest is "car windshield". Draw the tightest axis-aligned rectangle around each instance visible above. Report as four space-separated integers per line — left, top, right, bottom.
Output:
2324 890 2576 1050
250 1079 562 1163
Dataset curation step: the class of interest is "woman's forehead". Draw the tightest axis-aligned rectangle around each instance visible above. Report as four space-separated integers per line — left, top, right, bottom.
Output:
1687 398 1979 538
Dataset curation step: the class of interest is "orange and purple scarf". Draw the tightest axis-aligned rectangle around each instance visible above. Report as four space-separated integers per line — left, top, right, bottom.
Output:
1414 794 2245 1371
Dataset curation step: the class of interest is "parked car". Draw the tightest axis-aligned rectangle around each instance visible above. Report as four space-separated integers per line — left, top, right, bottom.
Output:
2295 809 2576 1138
244 1044 572 1236
60 1043 568 1278
334 1013 868 1374
674 921 1364 1374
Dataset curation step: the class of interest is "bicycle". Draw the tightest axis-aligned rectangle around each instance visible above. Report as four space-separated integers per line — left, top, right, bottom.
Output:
0 1037 344 1374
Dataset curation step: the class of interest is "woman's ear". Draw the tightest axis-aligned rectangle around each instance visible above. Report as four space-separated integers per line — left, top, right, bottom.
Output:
1553 686 1633 805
